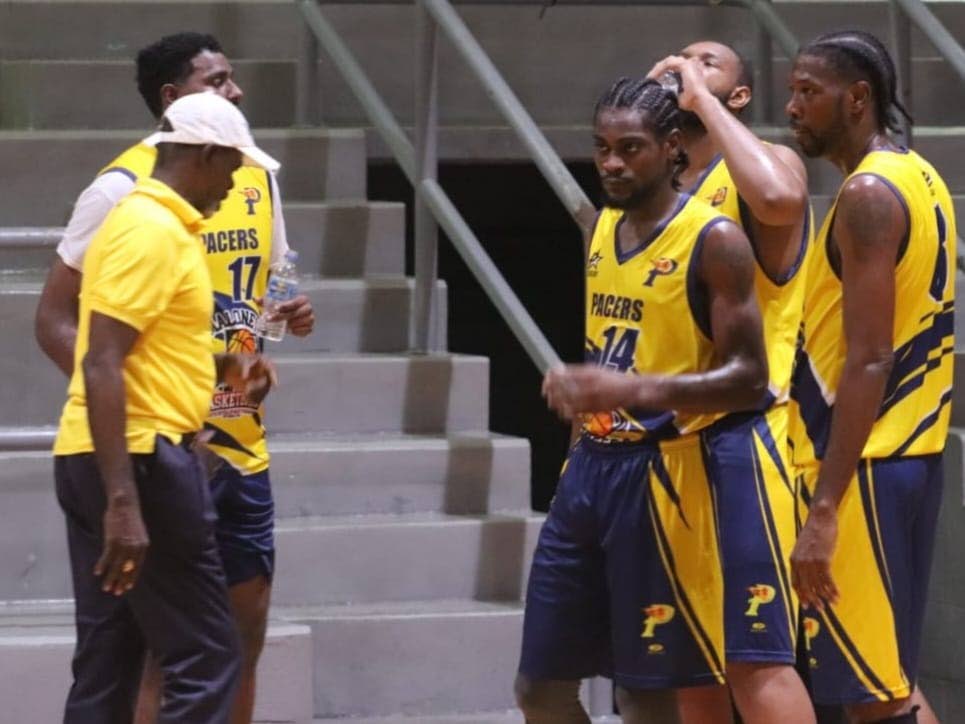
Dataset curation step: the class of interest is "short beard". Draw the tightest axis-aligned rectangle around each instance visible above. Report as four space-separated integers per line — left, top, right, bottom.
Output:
678 88 735 135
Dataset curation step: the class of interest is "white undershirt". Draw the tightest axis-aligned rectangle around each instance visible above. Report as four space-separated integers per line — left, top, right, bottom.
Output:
57 161 289 271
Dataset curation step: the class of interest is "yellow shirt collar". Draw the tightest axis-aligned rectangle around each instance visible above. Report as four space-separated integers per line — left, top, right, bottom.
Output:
134 177 205 233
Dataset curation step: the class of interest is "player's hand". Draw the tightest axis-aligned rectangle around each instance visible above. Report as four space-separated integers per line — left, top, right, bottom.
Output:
542 365 642 420
95 496 149 596
646 55 710 112
271 294 315 337
790 502 840 611
220 353 279 405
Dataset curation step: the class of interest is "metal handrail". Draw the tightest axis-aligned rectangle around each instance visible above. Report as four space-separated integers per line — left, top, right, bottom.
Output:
892 0 965 88
297 0 563 371
0 228 61 247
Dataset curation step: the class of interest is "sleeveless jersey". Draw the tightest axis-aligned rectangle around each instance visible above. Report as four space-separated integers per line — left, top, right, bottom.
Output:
789 149 955 463
101 144 276 474
691 154 811 408
582 195 731 442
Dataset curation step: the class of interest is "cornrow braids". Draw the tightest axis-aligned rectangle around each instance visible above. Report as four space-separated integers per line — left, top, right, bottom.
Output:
594 77 690 190
801 29 913 133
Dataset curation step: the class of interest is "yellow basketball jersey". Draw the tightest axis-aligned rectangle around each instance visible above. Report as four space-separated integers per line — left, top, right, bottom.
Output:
583 196 731 442
101 143 276 474
690 155 812 408
789 149 955 463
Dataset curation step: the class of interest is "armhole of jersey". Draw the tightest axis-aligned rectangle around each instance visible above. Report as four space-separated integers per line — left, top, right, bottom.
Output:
686 216 730 342
737 193 811 288
827 173 911 281
585 209 603 262
100 166 138 183
265 170 274 220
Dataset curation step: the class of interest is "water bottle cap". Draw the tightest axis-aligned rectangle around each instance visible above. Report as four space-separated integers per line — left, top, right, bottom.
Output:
285 250 299 262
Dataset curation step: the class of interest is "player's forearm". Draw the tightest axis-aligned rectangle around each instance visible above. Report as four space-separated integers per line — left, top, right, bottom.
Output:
36 313 78 377
637 355 767 413
692 92 806 226
811 352 892 512
83 354 139 507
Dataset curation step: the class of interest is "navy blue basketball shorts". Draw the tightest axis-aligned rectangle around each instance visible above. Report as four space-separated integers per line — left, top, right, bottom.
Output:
209 466 275 587
702 406 799 666
518 434 726 690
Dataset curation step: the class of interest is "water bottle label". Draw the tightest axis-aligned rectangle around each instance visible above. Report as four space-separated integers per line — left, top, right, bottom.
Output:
267 277 296 302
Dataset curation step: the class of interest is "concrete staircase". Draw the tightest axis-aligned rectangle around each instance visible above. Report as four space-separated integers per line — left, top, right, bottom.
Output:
0 0 963 721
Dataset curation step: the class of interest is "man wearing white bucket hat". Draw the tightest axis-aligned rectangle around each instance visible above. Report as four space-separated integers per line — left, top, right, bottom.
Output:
36 34 314 723
51 91 280 724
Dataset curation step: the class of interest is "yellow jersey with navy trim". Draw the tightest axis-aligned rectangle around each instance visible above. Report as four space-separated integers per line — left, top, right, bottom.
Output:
790 149 955 463
690 154 812 408
583 195 731 442
101 143 276 474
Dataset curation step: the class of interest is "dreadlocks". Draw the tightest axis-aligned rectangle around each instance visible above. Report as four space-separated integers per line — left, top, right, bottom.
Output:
594 77 689 190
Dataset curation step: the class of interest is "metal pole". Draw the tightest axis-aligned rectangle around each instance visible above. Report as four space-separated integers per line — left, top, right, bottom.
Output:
752 5 773 124
413 1 440 353
422 0 596 233
892 0 965 88
889 0 913 147
735 0 799 60
0 227 62 247
421 179 563 373
295 18 321 126
297 0 416 179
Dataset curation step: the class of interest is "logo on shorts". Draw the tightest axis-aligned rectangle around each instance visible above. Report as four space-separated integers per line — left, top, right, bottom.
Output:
803 617 821 669
641 604 675 639
643 257 679 287
709 186 728 207
241 187 262 215
745 584 776 617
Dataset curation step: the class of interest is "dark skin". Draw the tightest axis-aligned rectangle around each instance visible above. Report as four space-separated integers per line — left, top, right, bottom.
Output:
34 49 314 377
89 145 278 596
786 54 911 723
543 109 767 424
647 42 809 284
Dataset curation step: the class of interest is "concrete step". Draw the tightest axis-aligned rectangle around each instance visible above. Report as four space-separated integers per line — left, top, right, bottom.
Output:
280 599 528 719
0 128 366 226
0 429 530 524
0 351 490 432
0 600 313 724
1 274 444 354
2 2 963 127
272 512 542 606
0 59 296 130
269 432 531 517
0 200 406 276
264 353 490 435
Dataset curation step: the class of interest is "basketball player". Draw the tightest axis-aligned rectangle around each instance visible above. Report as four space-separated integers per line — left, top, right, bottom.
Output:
787 30 954 724
515 77 768 724
34 33 314 723
647 43 815 724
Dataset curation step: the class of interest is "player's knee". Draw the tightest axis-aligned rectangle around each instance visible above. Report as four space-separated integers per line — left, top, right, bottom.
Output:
514 674 581 721
235 612 268 667
846 702 918 723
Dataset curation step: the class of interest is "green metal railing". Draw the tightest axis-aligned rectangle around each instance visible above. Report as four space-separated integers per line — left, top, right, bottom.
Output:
295 0 804 372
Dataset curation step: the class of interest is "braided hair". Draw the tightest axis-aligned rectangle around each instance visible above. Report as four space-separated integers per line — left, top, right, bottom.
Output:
594 77 689 190
800 29 913 133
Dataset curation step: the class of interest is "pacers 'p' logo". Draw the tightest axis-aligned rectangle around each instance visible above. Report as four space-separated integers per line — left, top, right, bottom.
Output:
745 584 776 617
641 604 675 638
242 187 262 216
710 186 728 207
643 258 678 287
803 617 820 647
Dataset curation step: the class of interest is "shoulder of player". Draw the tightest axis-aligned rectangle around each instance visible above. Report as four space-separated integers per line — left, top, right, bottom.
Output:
835 173 907 249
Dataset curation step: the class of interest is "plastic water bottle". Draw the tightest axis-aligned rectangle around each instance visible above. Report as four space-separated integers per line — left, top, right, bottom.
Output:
255 250 299 342
658 71 682 97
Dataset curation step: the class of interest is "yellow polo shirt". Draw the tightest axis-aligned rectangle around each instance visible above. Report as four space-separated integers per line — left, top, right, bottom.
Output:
53 178 216 455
